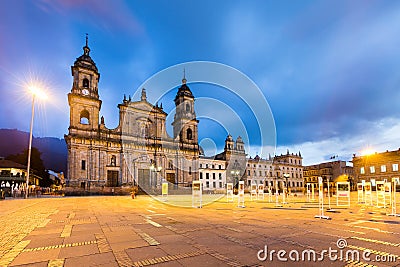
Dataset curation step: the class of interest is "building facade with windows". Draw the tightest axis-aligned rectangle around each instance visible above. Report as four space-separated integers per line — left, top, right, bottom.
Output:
245 150 304 192
65 38 248 190
303 160 354 190
199 157 226 190
65 38 200 189
352 149 400 184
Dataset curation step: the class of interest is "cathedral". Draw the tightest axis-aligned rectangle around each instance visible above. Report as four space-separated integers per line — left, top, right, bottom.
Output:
65 38 246 190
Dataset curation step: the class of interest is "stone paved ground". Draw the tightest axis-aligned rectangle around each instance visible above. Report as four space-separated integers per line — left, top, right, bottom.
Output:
0 193 399 267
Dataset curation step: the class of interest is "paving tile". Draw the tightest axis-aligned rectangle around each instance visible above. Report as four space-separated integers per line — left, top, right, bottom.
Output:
126 246 167 262
64 252 118 267
58 244 99 258
177 254 227 266
10 248 61 266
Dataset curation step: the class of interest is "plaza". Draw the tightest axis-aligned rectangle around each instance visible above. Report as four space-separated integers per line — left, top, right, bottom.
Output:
0 193 399 267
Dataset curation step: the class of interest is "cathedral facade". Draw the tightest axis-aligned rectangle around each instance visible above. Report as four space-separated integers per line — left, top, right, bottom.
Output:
65 39 203 189
65 39 246 190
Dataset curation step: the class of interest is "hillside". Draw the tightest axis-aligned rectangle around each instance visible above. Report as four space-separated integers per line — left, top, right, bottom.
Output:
0 129 67 173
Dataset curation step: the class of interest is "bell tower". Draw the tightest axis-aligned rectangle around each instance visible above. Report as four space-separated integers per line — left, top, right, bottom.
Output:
172 72 198 144
68 34 101 131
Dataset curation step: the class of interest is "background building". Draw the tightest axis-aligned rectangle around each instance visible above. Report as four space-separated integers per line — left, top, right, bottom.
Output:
352 149 400 186
245 150 303 193
303 160 354 190
199 157 226 191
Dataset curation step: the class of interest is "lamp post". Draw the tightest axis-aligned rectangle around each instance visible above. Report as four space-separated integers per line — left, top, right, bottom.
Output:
283 173 290 195
25 86 46 199
230 160 241 192
150 160 162 190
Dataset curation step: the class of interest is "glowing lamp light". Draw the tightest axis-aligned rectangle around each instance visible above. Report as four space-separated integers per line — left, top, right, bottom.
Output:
29 85 48 100
361 148 374 156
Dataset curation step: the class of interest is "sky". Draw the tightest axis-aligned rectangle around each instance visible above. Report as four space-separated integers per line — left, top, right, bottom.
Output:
0 0 400 165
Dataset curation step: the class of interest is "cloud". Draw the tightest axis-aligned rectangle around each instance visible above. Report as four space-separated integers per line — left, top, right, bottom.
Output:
273 117 400 166
35 0 144 35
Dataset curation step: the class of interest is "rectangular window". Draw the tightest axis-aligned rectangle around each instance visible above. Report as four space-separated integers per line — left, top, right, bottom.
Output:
200 173 203 179
219 182 222 188
219 165 221 169
213 173 216 179
360 167 365 174
381 165 386 172
213 182 216 188
259 171 262 176
370 166 375 173
393 164 399 171
247 170 250 175
212 165 215 169
206 181 209 188
219 173 222 180
81 160 86 170
200 164 202 168
206 164 208 168
189 166 192 175
206 173 209 179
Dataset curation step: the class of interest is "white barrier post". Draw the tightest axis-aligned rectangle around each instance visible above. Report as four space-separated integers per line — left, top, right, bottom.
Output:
376 181 385 208
357 182 364 204
162 181 168 201
282 188 288 204
226 183 234 202
387 178 399 217
268 186 272 203
257 184 264 200
383 182 391 208
311 183 316 201
315 177 331 219
275 180 282 207
336 182 350 207
192 181 202 208
237 181 245 208
326 180 336 212
250 182 257 201
364 182 372 206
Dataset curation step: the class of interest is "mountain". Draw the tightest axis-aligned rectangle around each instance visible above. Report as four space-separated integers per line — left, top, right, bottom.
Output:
0 129 67 173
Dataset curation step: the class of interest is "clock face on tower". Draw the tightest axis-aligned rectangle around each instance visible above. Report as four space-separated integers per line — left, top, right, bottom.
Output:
82 89 89 96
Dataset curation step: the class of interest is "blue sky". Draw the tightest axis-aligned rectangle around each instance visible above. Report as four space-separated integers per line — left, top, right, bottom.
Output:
1 0 400 165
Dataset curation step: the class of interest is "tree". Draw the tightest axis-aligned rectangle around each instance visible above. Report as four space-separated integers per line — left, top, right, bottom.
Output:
6 147 52 187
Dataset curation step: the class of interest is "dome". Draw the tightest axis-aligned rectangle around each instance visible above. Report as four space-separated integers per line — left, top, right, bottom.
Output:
73 35 98 73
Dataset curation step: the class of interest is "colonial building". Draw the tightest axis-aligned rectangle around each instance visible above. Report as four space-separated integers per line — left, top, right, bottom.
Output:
0 158 41 192
352 149 400 185
65 38 246 190
303 160 354 190
245 150 304 192
199 157 226 190
65 38 201 189
198 135 246 190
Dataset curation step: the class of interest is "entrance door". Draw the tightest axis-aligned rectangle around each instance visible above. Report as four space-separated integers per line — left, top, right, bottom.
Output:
107 170 119 187
166 173 175 184
138 169 150 189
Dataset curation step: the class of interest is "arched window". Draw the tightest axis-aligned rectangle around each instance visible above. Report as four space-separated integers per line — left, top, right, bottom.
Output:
80 110 90 124
168 160 173 170
186 128 192 140
82 78 89 88
110 155 116 166
186 103 190 112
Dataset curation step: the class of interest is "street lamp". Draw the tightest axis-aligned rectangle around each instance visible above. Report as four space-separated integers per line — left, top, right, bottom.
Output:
283 173 290 194
150 160 162 189
25 85 47 198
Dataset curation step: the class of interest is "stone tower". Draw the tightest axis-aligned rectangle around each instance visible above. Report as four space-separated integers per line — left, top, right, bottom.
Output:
172 73 199 145
68 34 101 131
